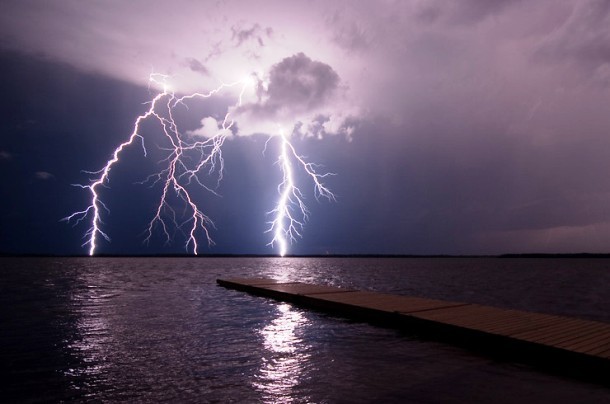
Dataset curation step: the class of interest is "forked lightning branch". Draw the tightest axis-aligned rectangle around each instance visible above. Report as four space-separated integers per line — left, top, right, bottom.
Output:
63 73 334 256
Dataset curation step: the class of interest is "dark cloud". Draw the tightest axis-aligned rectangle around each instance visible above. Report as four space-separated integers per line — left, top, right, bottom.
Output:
328 13 371 52
415 0 523 25
414 5 443 25
334 23 370 52
294 114 358 139
231 23 273 47
3 1 610 254
452 0 523 23
202 41 223 62
185 58 209 76
243 53 340 117
266 53 339 109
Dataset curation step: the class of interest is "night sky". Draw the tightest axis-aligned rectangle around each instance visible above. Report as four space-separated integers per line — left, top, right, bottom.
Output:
2 0 610 256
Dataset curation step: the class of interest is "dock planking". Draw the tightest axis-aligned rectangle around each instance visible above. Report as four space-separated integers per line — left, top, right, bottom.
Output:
217 277 610 384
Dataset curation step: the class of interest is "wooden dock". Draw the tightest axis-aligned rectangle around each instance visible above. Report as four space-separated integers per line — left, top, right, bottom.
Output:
217 277 610 384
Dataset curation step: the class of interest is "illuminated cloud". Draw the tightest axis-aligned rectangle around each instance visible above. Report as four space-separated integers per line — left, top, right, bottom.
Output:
414 0 523 25
187 117 231 138
231 23 273 48
331 20 370 53
224 52 356 137
534 0 610 83
2 0 610 254
185 58 209 76
245 53 340 116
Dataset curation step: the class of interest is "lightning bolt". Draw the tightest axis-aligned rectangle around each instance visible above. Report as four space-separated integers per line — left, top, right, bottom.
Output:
267 130 335 257
62 73 250 256
63 72 334 256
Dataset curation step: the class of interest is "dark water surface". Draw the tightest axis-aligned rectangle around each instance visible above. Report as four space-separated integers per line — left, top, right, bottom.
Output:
1 257 609 402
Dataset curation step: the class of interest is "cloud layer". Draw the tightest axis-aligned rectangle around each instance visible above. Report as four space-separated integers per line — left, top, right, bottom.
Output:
253 52 340 115
2 0 610 253
222 52 355 137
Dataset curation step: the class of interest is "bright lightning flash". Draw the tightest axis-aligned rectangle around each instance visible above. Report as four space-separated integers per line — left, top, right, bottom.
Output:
267 130 335 257
63 73 334 256
63 74 250 255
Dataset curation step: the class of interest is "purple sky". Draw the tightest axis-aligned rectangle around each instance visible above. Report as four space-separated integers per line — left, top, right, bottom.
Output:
1 0 610 255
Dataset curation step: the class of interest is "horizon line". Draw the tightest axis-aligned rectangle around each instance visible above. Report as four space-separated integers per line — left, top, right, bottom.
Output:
3 252 610 259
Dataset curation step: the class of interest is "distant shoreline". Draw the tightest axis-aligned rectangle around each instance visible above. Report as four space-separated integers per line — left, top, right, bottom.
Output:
3 253 610 259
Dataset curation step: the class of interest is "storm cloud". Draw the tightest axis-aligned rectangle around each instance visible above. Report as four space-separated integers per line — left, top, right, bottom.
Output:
186 58 209 76
215 52 355 138
2 0 610 254
245 53 340 116
231 23 273 48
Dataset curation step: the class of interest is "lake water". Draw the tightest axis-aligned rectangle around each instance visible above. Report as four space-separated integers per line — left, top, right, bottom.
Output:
1 257 609 402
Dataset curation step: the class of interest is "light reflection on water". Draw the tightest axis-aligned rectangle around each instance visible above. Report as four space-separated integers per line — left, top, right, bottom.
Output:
254 303 312 403
66 275 114 378
2 257 610 403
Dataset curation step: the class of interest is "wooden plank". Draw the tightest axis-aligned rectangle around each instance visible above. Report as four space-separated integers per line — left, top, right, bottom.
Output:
514 320 600 343
218 277 296 286
447 314 560 336
511 319 604 343
216 277 610 376
413 310 565 338
580 336 610 353
572 339 610 356
420 307 516 323
558 330 610 352
308 290 467 314
406 304 500 322
405 305 562 337
444 309 548 327
534 330 606 351
533 324 610 347
259 282 353 295
566 341 610 356
432 309 541 328
483 314 568 336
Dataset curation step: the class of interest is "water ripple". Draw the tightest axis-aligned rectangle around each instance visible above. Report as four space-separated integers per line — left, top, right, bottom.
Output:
1 257 609 402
